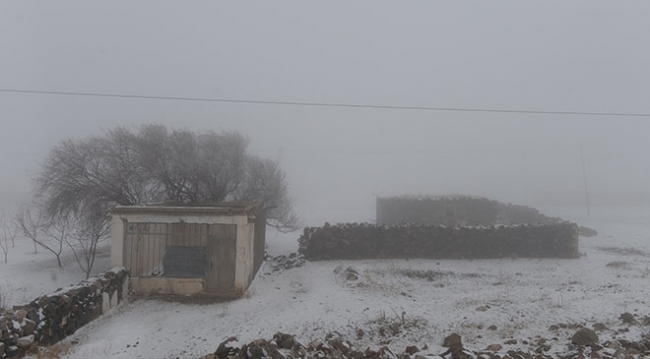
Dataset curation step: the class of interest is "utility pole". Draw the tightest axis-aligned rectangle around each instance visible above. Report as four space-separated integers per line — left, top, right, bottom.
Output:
580 142 591 216
277 146 283 164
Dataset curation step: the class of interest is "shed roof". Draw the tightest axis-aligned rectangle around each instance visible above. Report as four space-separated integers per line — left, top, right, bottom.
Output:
111 202 262 216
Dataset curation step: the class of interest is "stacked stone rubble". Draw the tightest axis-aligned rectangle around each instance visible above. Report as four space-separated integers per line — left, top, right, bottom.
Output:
0 267 129 357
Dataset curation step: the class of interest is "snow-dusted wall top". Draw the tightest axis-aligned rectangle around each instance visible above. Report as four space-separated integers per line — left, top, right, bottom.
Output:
376 196 563 226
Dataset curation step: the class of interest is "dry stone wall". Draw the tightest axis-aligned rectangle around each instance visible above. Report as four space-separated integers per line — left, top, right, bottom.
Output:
0 267 129 357
376 196 564 226
298 222 579 260
377 196 499 226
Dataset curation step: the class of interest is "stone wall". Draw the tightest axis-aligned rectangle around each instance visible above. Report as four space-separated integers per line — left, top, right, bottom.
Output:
376 196 499 226
0 267 129 358
376 196 564 226
298 222 579 260
496 203 563 225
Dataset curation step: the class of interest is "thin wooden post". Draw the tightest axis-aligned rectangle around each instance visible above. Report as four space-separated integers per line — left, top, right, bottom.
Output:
580 142 591 216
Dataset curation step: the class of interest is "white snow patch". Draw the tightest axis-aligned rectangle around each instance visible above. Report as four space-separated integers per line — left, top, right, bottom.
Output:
3 206 650 358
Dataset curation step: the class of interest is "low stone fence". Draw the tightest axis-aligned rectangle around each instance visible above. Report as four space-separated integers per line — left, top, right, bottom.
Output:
0 267 129 358
298 222 579 260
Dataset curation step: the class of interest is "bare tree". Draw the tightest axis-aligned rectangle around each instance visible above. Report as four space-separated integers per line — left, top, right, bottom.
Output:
0 230 7 264
36 134 143 219
237 157 300 232
15 204 68 267
0 212 15 263
134 125 249 204
36 124 299 229
65 209 110 279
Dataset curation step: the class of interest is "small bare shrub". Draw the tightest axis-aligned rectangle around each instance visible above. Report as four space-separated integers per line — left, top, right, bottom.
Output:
365 309 429 344
0 211 16 263
0 287 8 309
606 261 631 268
598 247 647 256
34 341 74 358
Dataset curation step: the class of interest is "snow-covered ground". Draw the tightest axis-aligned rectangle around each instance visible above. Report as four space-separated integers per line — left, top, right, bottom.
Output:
3 205 650 358
0 237 111 309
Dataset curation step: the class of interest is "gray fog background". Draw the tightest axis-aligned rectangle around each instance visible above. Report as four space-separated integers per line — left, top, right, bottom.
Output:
2 1 650 224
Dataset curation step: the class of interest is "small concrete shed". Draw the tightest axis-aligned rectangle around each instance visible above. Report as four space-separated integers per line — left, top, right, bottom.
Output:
110 203 265 298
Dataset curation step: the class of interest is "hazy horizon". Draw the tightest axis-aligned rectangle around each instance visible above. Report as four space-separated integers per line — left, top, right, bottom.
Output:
2 2 650 223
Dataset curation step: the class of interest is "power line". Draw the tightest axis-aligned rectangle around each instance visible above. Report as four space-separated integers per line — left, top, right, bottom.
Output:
2 88 650 117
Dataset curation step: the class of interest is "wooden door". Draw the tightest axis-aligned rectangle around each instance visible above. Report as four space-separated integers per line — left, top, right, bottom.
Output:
205 224 237 292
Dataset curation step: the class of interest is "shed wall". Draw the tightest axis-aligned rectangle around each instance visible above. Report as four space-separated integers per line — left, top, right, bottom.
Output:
110 207 263 297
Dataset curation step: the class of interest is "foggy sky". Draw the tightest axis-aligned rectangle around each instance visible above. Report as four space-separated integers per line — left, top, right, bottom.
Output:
2 1 650 223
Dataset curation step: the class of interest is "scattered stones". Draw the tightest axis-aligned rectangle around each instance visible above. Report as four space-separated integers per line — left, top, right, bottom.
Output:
475 306 488 312
267 253 306 272
486 343 502 351
571 328 599 346
214 336 238 358
405 345 419 355
592 323 609 332
273 332 298 349
202 327 650 359
578 226 598 237
208 333 430 359
22 319 36 336
619 312 637 325
440 333 472 358
643 315 650 326
13 310 27 320
5 345 20 358
16 334 34 349
443 333 462 348
487 325 497 331
336 266 360 281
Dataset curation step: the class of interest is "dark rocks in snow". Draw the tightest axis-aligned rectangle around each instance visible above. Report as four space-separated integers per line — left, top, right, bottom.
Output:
405 345 419 355
578 226 598 237
202 327 650 359
441 333 473 358
334 266 359 281
273 332 298 350
214 336 238 358
592 323 609 332
267 253 306 272
4 344 20 358
247 343 267 359
619 312 638 325
206 333 436 359
571 328 599 346
443 333 463 348
22 319 36 336
15 334 34 349
13 310 27 320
